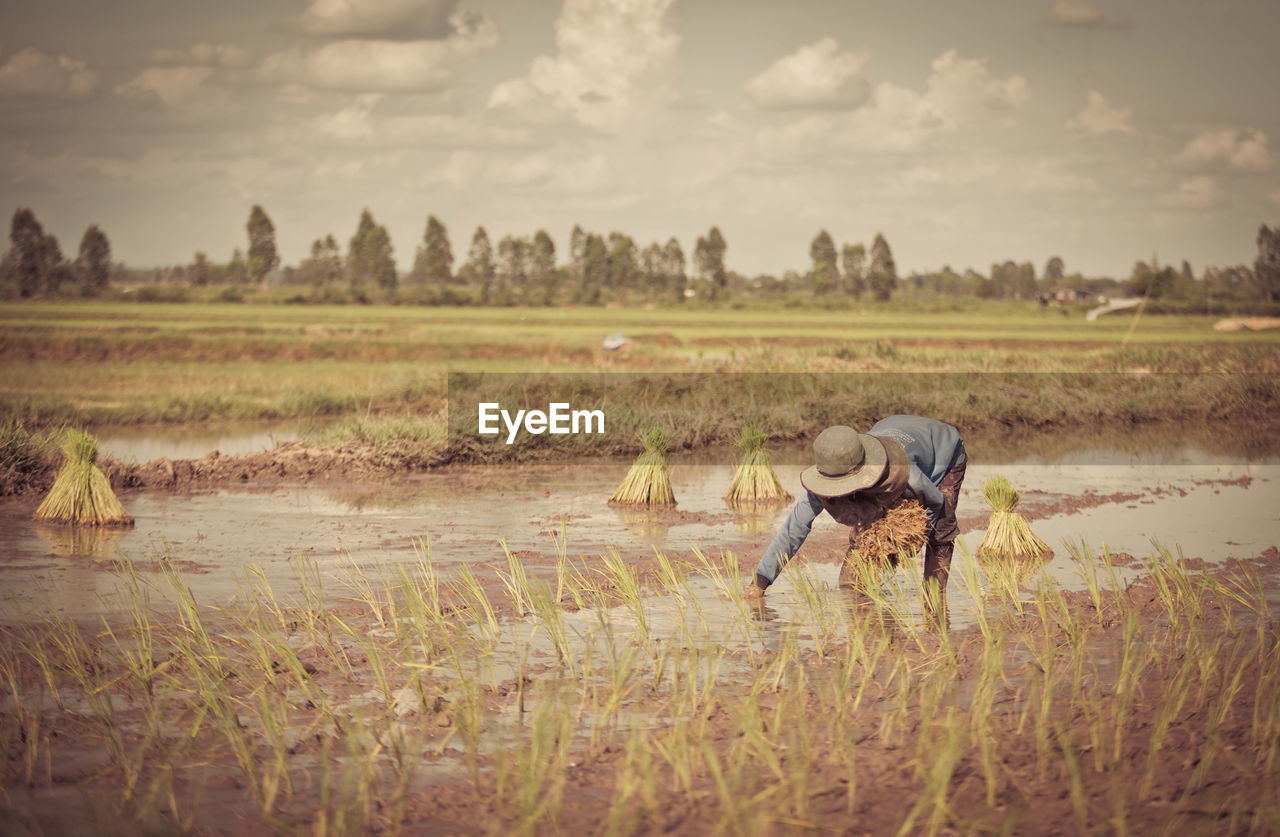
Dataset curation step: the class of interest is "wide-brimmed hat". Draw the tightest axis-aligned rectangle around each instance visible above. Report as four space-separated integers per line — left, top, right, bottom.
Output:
800 425 888 497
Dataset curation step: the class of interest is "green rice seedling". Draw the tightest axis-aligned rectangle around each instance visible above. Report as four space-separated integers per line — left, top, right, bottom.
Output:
0 641 48 787
497 695 573 835
601 548 648 642
724 424 790 506
1110 606 1150 764
780 562 839 656
895 705 965 837
1054 721 1091 834
976 476 1050 562
528 576 574 675
498 540 534 618
1066 539 1105 616
609 427 675 505
450 564 499 641
33 428 133 526
1140 643 1196 799
604 723 661 833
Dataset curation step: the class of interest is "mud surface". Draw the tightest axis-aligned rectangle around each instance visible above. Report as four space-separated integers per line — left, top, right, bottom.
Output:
3 440 1279 834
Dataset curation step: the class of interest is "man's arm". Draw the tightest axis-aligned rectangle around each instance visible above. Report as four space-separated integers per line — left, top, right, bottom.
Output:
906 462 944 530
752 491 824 591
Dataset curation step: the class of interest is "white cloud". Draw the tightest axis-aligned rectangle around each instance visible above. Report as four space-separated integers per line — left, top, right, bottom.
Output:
487 0 679 130
117 66 215 106
261 10 496 91
317 93 384 139
744 38 870 111
483 153 555 187
1177 128 1272 172
1067 90 1134 135
0 47 98 99
1045 0 1128 27
747 49 1030 162
300 0 458 38
895 157 1095 196
923 50 1029 121
1161 176 1221 209
148 43 251 68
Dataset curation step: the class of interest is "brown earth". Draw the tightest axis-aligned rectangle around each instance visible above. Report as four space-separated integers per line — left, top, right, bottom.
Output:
3 545 1277 835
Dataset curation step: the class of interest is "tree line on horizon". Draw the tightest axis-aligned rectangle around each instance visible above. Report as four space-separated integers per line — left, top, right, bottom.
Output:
3 205 1279 309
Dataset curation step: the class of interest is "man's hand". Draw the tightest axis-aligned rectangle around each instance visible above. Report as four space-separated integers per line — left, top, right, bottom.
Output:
745 584 765 602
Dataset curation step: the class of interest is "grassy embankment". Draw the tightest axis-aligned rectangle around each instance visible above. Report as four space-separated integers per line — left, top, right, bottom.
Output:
1 539 1276 833
1 301 1277 474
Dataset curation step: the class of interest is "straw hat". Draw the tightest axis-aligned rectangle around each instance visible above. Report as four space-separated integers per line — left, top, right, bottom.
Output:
800 425 888 497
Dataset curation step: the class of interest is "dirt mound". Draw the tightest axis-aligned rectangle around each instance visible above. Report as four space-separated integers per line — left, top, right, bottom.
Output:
96 440 445 492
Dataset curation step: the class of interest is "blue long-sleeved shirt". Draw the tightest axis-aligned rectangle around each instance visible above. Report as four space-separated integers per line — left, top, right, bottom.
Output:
754 415 964 585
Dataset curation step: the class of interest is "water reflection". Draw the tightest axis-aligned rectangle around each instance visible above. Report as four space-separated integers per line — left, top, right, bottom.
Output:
34 522 126 558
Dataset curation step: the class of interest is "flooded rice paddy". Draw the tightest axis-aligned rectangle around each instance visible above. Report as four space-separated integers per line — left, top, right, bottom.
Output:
2 437 1276 626
3 433 1280 834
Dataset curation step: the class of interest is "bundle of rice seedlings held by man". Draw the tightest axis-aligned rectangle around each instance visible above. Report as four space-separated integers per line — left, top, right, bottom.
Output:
850 498 929 564
34 429 133 527
724 424 791 506
610 427 675 506
977 476 1049 560
840 498 928 587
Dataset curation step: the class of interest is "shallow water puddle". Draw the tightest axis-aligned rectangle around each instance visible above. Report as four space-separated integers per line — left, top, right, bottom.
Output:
0 453 1276 622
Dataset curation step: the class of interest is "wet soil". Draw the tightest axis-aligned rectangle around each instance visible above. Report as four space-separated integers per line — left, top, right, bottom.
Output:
2 544 1278 835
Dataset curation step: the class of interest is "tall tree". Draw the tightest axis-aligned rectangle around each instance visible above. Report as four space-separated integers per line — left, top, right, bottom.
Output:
77 225 111 293
606 232 639 295
226 248 250 285
347 209 396 294
664 237 686 302
841 243 866 298
1044 256 1065 285
530 229 557 305
189 252 211 287
8 208 47 297
641 242 665 299
694 226 727 300
868 232 897 302
412 215 453 286
38 233 68 295
297 236 342 288
495 235 529 305
809 230 838 296
1255 224 1280 303
569 224 587 294
578 233 608 304
1014 262 1037 299
246 205 280 291
461 227 495 303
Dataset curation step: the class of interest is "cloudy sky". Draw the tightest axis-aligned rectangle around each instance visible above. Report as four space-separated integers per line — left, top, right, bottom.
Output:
2 0 1277 279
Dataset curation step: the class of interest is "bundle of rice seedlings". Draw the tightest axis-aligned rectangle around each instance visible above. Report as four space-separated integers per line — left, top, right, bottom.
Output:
840 499 929 587
33 429 134 527
977 476 1050 561
724 424 791 507
850 498 929 564
609 427 675 506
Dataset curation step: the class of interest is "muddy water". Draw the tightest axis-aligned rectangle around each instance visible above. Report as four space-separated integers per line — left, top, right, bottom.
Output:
95 422 309 462
1 447 1277 626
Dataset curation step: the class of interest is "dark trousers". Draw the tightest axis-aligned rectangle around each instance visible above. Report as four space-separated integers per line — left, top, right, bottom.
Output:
923 455 967 588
